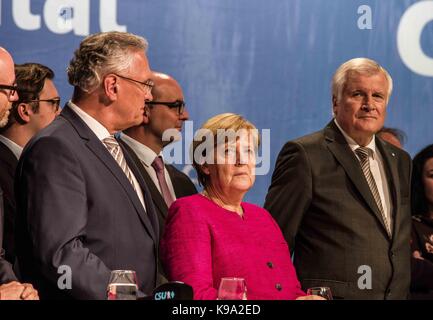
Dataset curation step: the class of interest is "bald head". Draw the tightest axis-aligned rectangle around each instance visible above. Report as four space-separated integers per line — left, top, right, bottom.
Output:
151 72 182 101
0 47 18 127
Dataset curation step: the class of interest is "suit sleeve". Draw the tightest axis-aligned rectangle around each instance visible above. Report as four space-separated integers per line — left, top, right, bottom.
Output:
0 189 17 285
264 141 312 252
0 250 17 285
160 201 216 300
17 137 111 299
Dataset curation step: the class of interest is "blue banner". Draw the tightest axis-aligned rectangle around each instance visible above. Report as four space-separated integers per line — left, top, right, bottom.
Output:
1 0 432 204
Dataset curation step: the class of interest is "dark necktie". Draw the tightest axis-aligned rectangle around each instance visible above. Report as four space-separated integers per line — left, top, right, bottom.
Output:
151 156 175 207
355 147 391 236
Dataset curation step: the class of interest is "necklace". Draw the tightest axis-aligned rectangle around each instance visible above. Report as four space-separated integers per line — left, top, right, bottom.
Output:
201 189 244 216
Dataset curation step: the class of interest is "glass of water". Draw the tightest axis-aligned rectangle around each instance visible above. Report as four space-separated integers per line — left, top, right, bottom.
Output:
217 277 247 300
306 287 333 300
107 270 138 300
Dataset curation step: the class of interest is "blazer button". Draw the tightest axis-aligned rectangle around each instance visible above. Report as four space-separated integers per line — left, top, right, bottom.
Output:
275 283 282 291
267 261 274 268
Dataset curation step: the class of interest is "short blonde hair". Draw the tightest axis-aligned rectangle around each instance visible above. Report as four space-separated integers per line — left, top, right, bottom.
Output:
67 31 148 93
332 57 393 103
192 113 259 187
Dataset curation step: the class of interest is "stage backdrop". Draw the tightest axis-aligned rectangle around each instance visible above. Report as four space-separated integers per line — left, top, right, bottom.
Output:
1 0 432 205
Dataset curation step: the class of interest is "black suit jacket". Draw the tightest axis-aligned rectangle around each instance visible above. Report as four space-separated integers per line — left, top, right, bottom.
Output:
120 140 197 238
0 187 17 284
15 104 160 299
264 121 412 300
0 140 18 265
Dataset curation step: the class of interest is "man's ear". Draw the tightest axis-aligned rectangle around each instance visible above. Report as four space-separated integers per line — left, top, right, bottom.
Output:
143 105 150 124
332 95 338 115
103 75 117 101
17 103 31 123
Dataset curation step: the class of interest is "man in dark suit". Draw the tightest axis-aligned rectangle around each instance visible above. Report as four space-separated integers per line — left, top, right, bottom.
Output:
0 63 60 267
15 32 160 299
121 72 197 238
0 47 38 299
264 58 411 299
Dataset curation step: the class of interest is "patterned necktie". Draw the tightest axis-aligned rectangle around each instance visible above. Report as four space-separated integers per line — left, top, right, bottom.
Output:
103 136 136 192
355 147 391 236
151 156 175 207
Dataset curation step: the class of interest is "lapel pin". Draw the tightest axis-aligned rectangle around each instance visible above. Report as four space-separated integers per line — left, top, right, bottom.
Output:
391 152 395 157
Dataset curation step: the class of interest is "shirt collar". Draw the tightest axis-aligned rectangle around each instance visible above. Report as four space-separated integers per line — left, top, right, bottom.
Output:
334 118 377 159
67 100 111 141
0 135 23 159
119 132 163 167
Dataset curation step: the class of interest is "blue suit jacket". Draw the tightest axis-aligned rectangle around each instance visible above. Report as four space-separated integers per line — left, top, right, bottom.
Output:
15 105 159 299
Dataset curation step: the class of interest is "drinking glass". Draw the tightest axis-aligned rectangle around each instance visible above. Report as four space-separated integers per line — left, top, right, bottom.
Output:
217 277 247 300
306 286 333 300
107 270 138 300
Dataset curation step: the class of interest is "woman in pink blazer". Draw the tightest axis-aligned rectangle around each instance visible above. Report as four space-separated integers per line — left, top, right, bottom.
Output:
160 113 320 300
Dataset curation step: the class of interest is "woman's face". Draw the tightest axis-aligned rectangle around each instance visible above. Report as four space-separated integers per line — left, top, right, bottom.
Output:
423 158 433 207
204 131 257 195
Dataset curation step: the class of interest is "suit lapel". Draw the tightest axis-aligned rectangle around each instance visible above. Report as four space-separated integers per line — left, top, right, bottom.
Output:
376 138 400 238
119 140 168 219
325 121 390 236
166 165 184 199
121 144 159 243
60 105 157 243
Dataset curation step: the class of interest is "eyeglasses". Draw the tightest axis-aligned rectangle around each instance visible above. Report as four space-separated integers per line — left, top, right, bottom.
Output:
113 74 154 94
27 98 61 112
0 84 19 100
146 100 186 115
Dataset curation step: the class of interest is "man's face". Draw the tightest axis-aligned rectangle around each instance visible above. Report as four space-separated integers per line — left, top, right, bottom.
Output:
0 50 19 127
114 51 153 130
28 79 60 132
147 82 189 147
333 72 389 144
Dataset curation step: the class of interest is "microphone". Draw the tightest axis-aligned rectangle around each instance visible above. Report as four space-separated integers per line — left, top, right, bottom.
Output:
152 281 193 300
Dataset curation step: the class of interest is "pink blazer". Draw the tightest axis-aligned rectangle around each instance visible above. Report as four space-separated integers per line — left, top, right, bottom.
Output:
160 194 305 300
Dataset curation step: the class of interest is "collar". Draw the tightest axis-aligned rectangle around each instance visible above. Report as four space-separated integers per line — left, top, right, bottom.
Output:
119 133 164 167
334 118 377 159
67 100 111 141
0 135 23 159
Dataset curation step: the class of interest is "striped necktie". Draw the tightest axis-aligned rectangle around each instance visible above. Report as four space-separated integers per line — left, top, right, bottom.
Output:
103 135 136 192
355 147 391 236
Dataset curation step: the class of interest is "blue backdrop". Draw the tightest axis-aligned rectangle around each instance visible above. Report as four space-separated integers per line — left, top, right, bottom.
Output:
1 0 433 205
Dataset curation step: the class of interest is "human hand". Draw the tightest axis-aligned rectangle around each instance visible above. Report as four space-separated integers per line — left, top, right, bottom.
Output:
296 295 327 300
0 281 39 300
20 283 39 300
0 281 25 300
413 250 424 260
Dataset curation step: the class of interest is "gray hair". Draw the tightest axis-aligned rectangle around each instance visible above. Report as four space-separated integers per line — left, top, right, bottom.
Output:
332 57 393 104
67 31 148 93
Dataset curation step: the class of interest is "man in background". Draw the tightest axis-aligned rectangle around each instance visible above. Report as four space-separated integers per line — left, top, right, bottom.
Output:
0 47 38 300
0 63 60 268
121 72 197 238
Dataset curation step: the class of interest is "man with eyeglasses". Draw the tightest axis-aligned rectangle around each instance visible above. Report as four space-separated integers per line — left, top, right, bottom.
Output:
14 32 160 299
0 62 60 275
0 47 39 300
121 72 197 242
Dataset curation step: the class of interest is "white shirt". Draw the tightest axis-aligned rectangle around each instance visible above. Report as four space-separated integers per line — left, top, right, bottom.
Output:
334 119 392 228
0 135 23 159
68 101 146 210
120 133 177 201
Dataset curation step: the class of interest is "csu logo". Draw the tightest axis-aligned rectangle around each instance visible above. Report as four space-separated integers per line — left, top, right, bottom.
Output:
0 0 126 36
154 291 175 300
